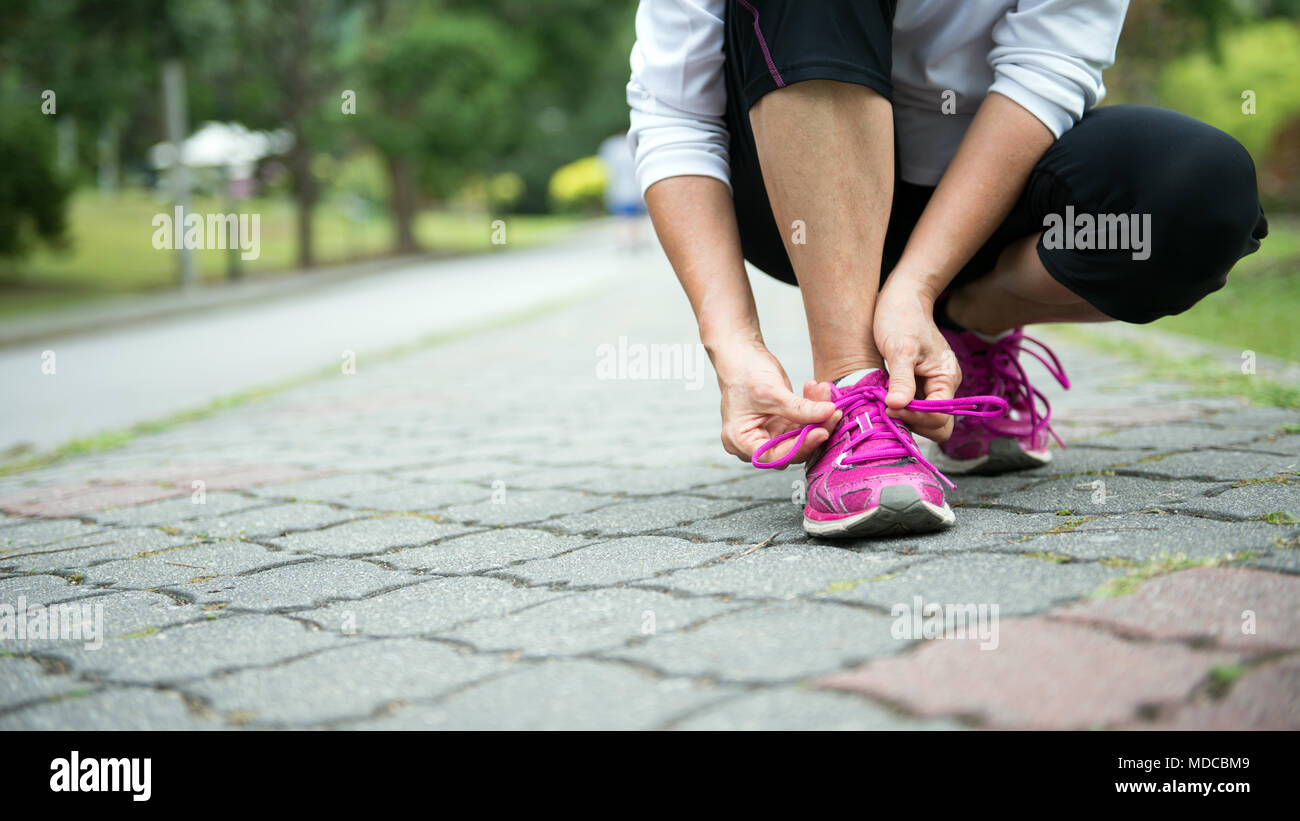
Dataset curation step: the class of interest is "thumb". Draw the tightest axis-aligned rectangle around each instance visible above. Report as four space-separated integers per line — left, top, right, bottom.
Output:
776 392 836 425
884 356 917 410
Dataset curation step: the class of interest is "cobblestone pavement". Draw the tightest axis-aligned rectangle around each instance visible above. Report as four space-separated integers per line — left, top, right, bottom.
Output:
1 240 1297 729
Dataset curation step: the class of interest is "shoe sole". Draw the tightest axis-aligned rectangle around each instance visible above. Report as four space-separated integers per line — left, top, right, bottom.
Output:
931 437 1051 476
804 485 955 538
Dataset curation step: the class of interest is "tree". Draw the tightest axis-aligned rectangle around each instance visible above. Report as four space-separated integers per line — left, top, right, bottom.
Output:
353 9 531 252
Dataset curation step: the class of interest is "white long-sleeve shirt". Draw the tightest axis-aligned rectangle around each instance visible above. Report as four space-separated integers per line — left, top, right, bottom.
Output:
626 0 1128 191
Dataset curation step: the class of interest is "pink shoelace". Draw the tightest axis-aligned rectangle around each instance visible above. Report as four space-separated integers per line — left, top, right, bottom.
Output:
750 382 1009 488
962 330 1071 447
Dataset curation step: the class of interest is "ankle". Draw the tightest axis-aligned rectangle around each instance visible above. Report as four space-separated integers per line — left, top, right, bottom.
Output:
813 354 885 385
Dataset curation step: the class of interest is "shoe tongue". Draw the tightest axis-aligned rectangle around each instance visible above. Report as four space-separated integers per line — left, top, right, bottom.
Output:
834 367 886 389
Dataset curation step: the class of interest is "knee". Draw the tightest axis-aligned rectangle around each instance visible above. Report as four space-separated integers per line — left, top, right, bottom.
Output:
1145 128 1266 312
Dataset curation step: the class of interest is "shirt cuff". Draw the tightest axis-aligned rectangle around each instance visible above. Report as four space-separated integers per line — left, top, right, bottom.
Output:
988 72 1078 139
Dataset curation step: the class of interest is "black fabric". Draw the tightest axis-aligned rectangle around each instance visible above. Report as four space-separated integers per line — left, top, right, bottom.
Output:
721 1 1269 324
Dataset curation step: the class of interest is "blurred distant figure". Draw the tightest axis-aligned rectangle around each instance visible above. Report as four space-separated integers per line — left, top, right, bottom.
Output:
598 131 646 250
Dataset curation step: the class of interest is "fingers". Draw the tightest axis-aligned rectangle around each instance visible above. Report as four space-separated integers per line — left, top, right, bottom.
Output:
883 350 918 410
762 383 835 425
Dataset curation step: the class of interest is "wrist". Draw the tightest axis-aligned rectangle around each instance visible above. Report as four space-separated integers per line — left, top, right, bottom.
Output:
703 332 766 383
883 267 944 308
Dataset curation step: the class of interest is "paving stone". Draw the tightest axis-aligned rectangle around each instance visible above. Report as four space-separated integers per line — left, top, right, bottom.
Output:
940 473 1045 507
1084 424 1272 451
1120 449 1298 481
859 507 1064 555
189 638 505 726
998 475 1226 514
691 472 804 501
0 574 100 608
1015 512 1282 561
450 588 731 656
58 614 340 683
0 464 328 517
1053 567 1300 652
661 502 811 544
85 590 198 639
268 515 470 557
1123 656 1300 730
188 559 409 611
391 460 523 485
510 465 735 496
610 601 903 681
385 529 588 574
342 482 492 512
650 544 916 599
91 492 270 527
819 552 1121 615
442 489 614 526
0 527 193 574
507 536 735 587
0 687 221 730
1172 482 1300 521
1034 446 1149 476
246 473 407 504
176 502 364 540
0 656 93 710
548 497 749 537
675 686 962 731
816 618 1237 729
355 660 728 730
82 540 291 589
0 517 108 549
300 576 556 636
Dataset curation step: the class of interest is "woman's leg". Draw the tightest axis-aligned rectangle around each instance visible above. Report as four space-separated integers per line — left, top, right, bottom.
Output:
944 235 1111 334
945 105 1268 334
748 80 895 383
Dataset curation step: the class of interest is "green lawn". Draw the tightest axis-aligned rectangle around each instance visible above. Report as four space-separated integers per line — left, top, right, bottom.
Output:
1154 216 1300 362
0 189 582 317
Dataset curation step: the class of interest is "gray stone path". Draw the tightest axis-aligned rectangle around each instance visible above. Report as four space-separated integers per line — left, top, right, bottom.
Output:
1 240 1297 729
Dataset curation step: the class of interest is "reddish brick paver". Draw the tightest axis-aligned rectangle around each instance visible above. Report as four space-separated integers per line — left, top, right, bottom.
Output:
1125 656 1300 730
0 463 330 517
1053 567 1300 653
814 618 1236 729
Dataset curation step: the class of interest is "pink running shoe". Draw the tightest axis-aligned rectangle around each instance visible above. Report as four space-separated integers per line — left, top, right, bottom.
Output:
933 328 1071 475
752 369 1008 538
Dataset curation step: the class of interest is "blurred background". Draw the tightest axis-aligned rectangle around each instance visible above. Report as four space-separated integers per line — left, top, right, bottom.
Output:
0 0 1297 360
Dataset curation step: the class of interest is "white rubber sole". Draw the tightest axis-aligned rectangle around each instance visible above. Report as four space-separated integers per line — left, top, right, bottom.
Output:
804 485 955 538
929 437 1051 476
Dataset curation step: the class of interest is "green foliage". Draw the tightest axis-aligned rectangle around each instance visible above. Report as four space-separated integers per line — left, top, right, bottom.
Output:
1159 20 1300 163
0 84 71 257
354 11 532 197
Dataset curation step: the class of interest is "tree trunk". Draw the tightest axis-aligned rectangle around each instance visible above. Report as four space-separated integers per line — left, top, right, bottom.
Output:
387 154 418 254
288 141 317 269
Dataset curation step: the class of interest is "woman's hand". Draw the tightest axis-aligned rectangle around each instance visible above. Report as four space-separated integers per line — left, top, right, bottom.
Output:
711 338 840 467
872 283 962 442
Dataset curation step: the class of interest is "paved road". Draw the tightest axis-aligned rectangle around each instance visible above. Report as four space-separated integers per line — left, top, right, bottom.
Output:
0 229 623 454
0 236 1297 729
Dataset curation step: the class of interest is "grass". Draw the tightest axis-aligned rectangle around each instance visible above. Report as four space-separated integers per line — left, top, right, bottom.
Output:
1055 324 1300 408
1153 216 1300 362
0 189 583 317
1092 550 1260 598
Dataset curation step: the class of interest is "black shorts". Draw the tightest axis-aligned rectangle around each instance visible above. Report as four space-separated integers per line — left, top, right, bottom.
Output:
723 0 1270 324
